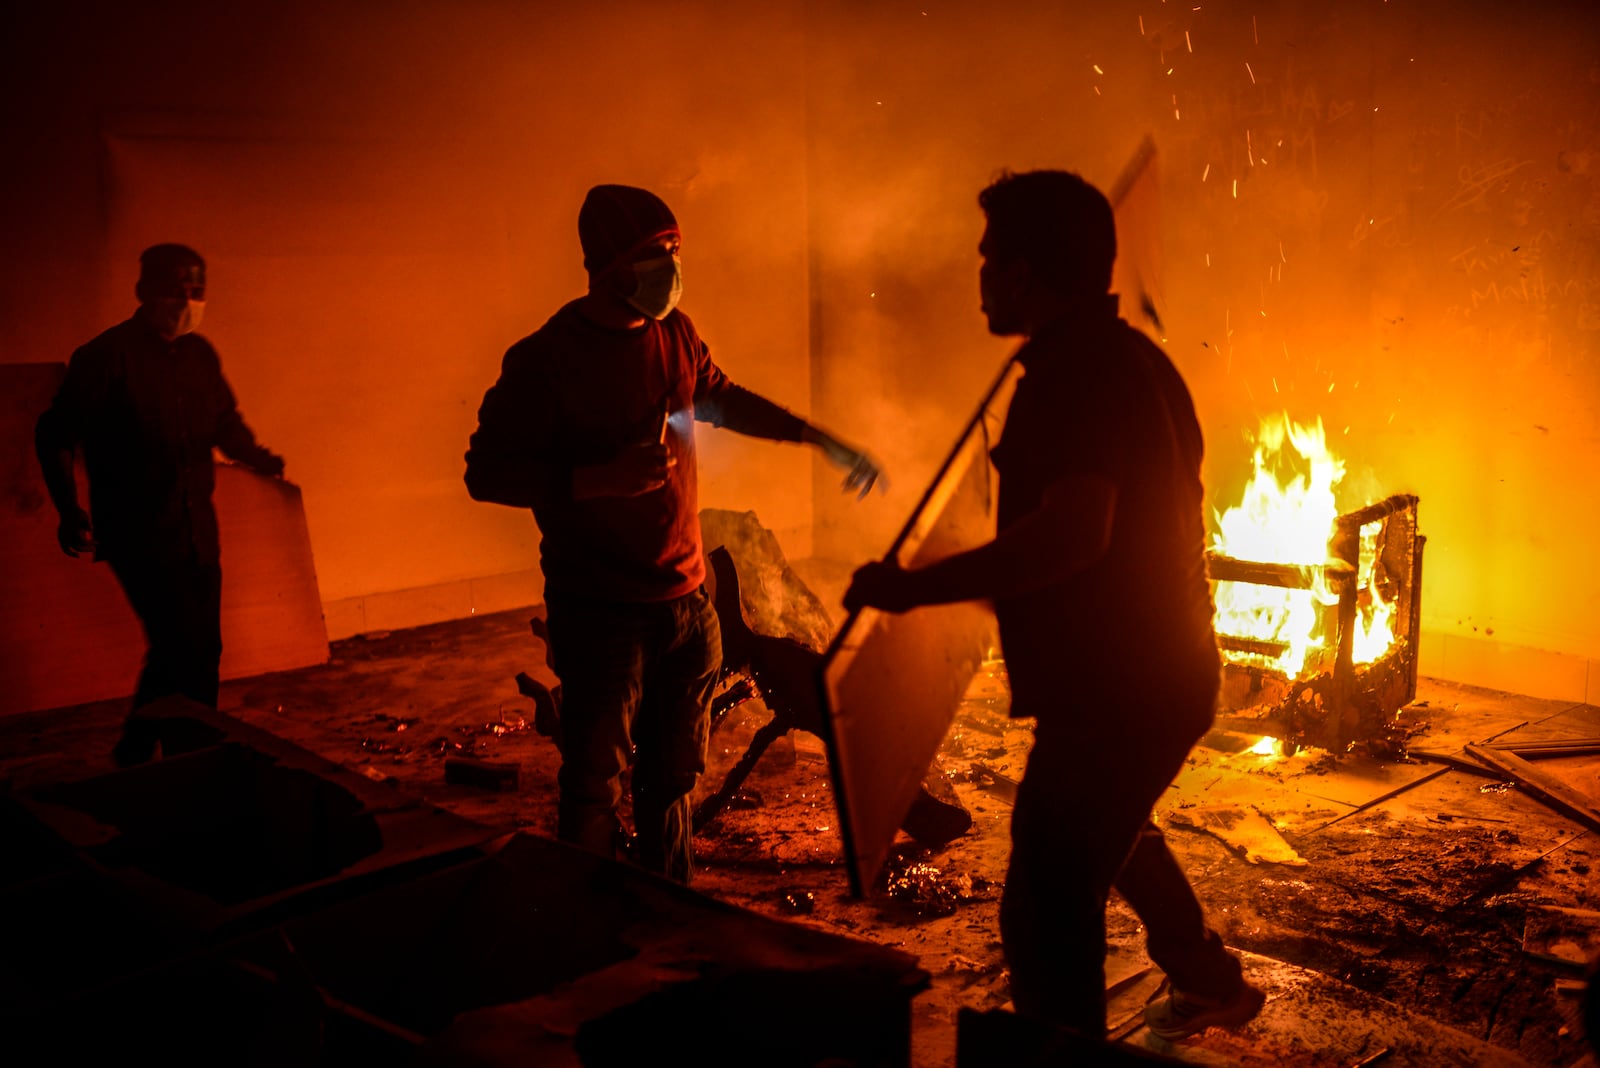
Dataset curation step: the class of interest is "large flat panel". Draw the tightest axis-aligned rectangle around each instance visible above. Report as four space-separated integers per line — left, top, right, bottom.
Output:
0 363 328 716
819 358 1018 896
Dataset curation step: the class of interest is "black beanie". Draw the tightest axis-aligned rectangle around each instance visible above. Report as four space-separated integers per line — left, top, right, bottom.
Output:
578 185 678 274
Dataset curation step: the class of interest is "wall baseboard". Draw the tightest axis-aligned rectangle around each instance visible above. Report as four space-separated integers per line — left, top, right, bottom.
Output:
320 575 1599 709
1417 627 1599 707
322 568 545 640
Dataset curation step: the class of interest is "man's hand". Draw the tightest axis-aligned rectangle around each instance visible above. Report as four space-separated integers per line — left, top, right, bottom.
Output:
56 507 95 557
572 443 676 500
843 560 923 615
805 426 885 500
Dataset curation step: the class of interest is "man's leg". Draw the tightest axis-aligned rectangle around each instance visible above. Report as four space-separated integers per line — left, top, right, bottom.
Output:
1112 694 1263 1039
1114 821 1243 996
106 551 223 765
1001 717 1168 1038
632 588 720 883
544 595 648 861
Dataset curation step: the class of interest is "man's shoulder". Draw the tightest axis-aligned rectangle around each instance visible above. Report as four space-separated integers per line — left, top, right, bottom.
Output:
73 317 141 358
502 302 586 366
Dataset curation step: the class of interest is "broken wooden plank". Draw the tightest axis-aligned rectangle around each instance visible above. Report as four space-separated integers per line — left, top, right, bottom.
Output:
1486 738 1600 759
1407 749 1502 778
1464 744 1600 834
1217 634 1291 659
1521 905 1600 970
1334 493 1419 532
1206 554 1354 590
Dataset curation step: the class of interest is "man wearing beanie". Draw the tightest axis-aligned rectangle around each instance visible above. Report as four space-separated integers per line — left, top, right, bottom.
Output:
465 184 881 884
36 243 286 766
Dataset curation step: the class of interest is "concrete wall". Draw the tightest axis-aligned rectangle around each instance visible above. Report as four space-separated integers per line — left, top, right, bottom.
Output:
0 0 818 639
5 0 1598 701
801 0 1600 703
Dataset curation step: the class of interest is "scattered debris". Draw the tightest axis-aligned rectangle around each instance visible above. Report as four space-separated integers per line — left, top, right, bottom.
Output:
1465 743 1600 833
879 848 983 919
779 889 816 915
444 757 521 791
1164 804 1308 867
968 761 1018 804
429 735 481 757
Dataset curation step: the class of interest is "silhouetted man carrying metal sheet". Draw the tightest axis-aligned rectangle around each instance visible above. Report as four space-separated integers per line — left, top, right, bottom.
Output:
844 171 1264 1043
36 243 285 766
465 184 881 885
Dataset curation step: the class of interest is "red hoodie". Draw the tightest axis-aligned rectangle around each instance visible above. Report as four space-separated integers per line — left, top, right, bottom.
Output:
466 301 806 602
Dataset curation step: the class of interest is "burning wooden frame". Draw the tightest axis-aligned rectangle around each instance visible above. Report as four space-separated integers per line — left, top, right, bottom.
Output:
1208 493 1425 754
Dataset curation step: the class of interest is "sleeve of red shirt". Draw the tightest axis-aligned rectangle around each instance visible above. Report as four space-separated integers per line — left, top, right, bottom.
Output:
464 340 566 510
688 331 807 443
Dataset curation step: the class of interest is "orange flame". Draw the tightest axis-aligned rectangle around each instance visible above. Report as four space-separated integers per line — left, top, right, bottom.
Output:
1212 414 1397 678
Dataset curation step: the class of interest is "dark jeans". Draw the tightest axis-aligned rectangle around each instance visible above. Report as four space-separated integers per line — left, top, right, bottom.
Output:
1001 690 1242 1037
543 587 721 884
107 550 224 712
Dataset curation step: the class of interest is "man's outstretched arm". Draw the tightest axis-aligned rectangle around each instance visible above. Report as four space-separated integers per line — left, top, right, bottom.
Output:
844 473 1116 613
698 380 884 498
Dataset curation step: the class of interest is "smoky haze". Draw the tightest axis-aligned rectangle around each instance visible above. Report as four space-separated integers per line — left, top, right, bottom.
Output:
2 0 1597 700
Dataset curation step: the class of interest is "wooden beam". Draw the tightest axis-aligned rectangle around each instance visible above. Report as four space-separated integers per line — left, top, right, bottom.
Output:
1206 554 1355 590
1217 635 1290 658
1464 744 1600 834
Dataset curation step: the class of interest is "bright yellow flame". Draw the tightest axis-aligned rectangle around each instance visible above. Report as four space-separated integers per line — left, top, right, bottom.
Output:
1212 414 1398 678
1250 736 1278 755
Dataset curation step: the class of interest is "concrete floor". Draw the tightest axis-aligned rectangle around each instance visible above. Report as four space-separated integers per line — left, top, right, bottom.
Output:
2 601 1597 1067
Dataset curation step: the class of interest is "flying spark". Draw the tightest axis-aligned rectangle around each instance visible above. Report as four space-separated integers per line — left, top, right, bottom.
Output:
1202 162 1211 181
1246 61 1256 83
1186 30 1193 51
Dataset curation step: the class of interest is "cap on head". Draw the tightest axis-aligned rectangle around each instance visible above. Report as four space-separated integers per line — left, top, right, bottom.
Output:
138 243 205 285
578 185 678 275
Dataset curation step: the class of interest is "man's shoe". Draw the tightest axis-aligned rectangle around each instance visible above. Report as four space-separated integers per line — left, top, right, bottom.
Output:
1144 980 1266 1041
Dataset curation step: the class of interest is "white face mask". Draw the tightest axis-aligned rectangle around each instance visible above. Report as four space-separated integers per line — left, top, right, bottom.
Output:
174 299 206 337
149 298 206 339
625 255 683 320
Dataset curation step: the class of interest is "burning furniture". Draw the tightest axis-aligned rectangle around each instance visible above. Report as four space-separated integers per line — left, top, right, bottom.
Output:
1204 414 1425 755
1209 492 1425 755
